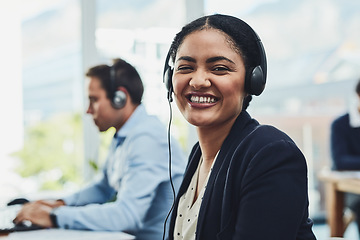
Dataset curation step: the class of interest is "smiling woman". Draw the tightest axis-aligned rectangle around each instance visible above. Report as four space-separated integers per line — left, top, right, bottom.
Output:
164 14 317 240
173 29 246 131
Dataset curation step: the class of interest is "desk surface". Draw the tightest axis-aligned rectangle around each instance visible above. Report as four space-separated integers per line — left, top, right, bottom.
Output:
318 169 360 180
0 229 134 240
318 169 360 237
318 169 360 194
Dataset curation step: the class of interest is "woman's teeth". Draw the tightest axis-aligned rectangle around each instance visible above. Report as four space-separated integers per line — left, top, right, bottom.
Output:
190 95 216 103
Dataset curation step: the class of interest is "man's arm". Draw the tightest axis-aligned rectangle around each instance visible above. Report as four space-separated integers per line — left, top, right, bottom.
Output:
53 133 172 232
13 165 114 227
62 170 116 206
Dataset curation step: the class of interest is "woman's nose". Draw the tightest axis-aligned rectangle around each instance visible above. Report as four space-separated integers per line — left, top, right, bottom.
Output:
189 70 211 90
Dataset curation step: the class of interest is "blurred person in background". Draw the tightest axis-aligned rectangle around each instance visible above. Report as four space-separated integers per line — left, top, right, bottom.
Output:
331 78 360 238
13 58 186 240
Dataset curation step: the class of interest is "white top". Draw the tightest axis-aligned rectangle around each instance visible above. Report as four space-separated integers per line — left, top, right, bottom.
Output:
173 152 218 240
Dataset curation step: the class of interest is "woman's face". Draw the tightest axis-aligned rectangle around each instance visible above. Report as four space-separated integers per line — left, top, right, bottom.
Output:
172 28 246 129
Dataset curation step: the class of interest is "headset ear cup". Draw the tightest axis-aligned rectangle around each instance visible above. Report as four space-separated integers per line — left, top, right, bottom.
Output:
112 90 127 109
164 68 173 92
245 65 265 96
163 49 174 102
164 67 174 102
244 67 253 95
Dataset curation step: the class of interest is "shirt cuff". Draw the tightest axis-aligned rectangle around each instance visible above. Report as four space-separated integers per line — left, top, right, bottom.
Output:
49 208 59 228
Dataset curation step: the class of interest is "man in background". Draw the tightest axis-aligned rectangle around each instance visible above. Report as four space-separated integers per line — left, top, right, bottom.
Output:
331 78 360 238
14 58 186 240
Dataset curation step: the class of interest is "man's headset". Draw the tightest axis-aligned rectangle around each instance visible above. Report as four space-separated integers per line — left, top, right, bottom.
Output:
110 65 127 109
162 23 267 101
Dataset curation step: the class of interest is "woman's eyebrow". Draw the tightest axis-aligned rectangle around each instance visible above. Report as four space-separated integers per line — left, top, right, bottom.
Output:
176 56 235 64
206 56 235 64
176 56 196 63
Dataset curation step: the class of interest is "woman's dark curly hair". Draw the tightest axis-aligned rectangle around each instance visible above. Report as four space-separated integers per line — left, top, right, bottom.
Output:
168 14 263 110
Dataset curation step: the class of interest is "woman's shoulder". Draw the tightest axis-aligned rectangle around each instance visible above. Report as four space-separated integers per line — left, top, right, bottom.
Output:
228 112 296 149
242 122 293 144
252 124 292 140
235 123 303 161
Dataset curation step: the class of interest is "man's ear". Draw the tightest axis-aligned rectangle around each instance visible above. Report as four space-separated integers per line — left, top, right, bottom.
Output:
112 87 128 109
117 86 128 95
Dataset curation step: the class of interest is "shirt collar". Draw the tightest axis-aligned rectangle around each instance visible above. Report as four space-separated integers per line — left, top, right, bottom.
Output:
114 104 147 139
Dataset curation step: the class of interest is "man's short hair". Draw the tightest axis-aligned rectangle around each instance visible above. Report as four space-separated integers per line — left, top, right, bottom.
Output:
86 58 144 105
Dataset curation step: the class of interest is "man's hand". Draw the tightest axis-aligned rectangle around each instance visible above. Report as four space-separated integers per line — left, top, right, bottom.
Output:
37 199 66 208
13 200 61 228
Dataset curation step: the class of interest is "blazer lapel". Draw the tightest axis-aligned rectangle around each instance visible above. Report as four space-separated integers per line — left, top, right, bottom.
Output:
195 111 256 239
169 144 202 239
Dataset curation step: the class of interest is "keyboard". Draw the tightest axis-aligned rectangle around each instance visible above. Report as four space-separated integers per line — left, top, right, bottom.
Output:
0 204 43 233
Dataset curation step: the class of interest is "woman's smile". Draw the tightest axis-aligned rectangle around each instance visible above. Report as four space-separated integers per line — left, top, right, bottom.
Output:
173 28 246 128
186 92 218 108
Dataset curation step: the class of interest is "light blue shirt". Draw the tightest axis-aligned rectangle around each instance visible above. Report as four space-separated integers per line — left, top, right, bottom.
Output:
54 105 186 240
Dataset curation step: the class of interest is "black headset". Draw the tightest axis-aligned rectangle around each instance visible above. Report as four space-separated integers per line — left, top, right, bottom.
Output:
163 24 267 102
163 52 175 102
110 65 127 109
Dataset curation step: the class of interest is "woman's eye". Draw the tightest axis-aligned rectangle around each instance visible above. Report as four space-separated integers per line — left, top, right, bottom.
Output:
177 66 193 72
213 66 229 72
